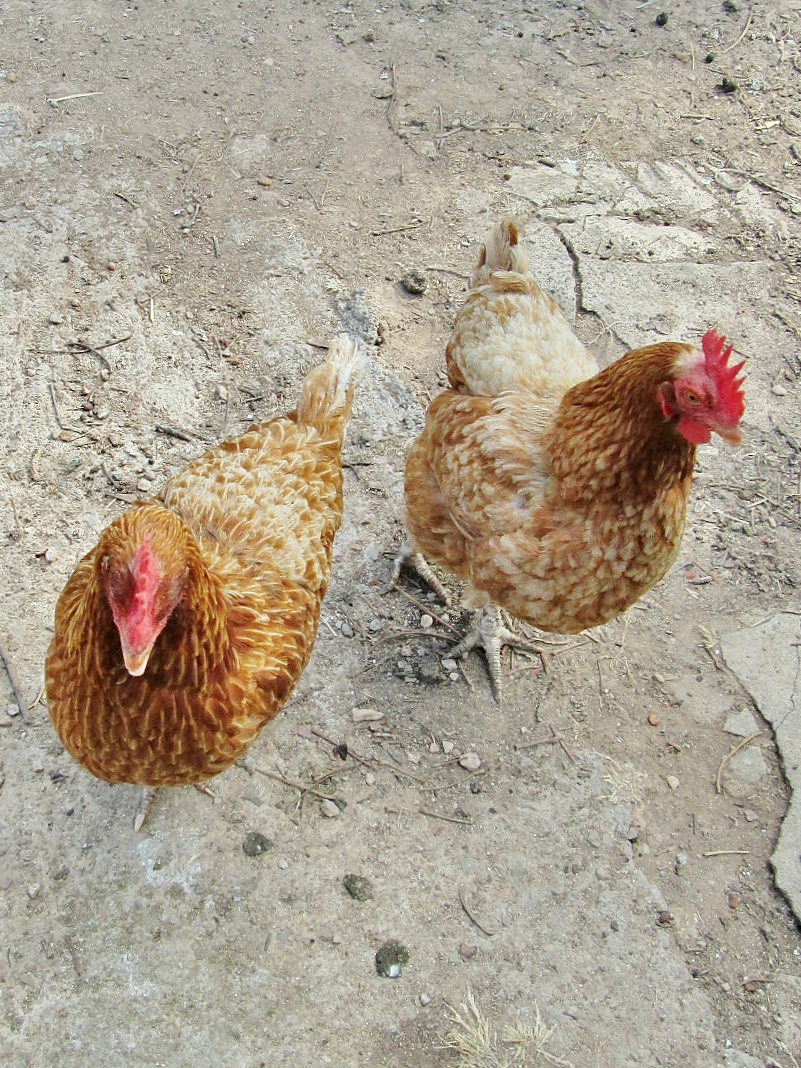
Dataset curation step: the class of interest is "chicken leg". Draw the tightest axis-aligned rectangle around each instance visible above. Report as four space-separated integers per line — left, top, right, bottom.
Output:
389 540 453 606
450 604 546 704
132 782 217 831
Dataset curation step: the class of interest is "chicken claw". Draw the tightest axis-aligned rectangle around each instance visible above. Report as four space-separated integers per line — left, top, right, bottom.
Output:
389 540 453 607
133 787 158 832
451 606 545 704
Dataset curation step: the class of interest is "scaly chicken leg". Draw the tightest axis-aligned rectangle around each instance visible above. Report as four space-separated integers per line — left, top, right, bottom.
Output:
449 605 546 704
389 539 453 606
391 546 545 703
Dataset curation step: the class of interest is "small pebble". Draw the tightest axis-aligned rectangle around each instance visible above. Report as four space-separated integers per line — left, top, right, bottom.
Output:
332 935 342 945
728 892 740 909
655 11 668 26
375 940 409 978
449 672 459 682
242 832 273 856
419 993 431 1007
653 672 666 684
442 740 455 754
7 704 20 718
368 617 384 633
48 312 63 325
256 176 273 187
666 775 680 791
364 772 376 786
136 478 153 493
7 71 17 83
27 884 40 899
352 707 384 723
400 268 428 296
647 713 660 726
72 147 84 161
771 384 788 396
743 809 758 823
278 859 288 870
458 944 477 962
277 197 290 207
341 622 354 638
320 798 341 818
216 384 229 402
343 873 374 901
441 658 458 672
420 614 433 629
107 261 116 272
458 752 481 772
675 851 688 869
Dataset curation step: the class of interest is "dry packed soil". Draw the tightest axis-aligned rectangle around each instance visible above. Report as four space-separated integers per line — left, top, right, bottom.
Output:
1 2 801 1066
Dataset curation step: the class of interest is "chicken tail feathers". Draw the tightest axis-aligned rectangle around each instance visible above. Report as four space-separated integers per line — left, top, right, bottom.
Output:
471 219 529 285
297 333 364 432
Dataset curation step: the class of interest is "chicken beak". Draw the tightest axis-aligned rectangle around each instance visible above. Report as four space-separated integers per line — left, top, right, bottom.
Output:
121 640 154 677
715 424 742 446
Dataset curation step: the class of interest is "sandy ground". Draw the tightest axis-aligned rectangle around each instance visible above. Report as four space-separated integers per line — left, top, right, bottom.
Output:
2 1 801 1065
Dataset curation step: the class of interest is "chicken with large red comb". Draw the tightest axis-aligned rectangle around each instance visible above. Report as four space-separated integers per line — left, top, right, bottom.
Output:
396 219 746 700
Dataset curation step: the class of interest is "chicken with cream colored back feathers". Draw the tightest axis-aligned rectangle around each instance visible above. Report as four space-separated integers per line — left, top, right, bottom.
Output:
46 335 363 825
398 220 745 700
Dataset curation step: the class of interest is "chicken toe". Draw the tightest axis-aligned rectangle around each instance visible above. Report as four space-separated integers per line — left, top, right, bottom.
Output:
133 787 159 832
451 605 545 704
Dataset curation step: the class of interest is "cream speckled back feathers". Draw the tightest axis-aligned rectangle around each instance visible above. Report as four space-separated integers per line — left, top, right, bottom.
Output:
445 219 597 400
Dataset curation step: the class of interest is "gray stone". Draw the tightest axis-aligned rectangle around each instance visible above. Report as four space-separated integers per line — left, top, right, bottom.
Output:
723 708 761 737
664 674 735 724
727 746 768 785
723 1050 765 1068
519 221 580 319
721 614 801 922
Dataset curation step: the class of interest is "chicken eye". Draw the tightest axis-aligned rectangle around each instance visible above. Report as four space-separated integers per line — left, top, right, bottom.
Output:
683 390 702 407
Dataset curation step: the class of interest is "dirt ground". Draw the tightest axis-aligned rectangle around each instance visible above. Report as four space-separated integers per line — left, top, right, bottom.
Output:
2 1 801 1065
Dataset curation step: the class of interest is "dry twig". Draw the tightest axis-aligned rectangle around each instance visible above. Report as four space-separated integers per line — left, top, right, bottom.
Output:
459 886 496 936
0 632 28 718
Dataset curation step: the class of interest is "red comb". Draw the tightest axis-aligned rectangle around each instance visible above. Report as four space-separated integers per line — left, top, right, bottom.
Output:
701 328 745 421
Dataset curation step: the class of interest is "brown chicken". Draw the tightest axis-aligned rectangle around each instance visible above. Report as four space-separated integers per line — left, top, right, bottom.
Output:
399 220 745 699
46 335 362 824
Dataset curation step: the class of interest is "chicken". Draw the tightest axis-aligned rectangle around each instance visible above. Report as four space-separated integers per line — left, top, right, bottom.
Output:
46 335 363 825
398 220 745 700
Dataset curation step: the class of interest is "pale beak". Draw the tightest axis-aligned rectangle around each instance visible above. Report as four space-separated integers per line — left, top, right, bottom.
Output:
121 639 154 677
715 424 742 446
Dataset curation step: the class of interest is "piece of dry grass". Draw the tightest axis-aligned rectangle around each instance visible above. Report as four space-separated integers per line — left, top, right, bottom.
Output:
598 754 647 805
441 989 574 1068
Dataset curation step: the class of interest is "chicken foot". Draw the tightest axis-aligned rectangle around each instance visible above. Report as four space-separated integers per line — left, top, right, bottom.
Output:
450 605 546 704
388 540 453 607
